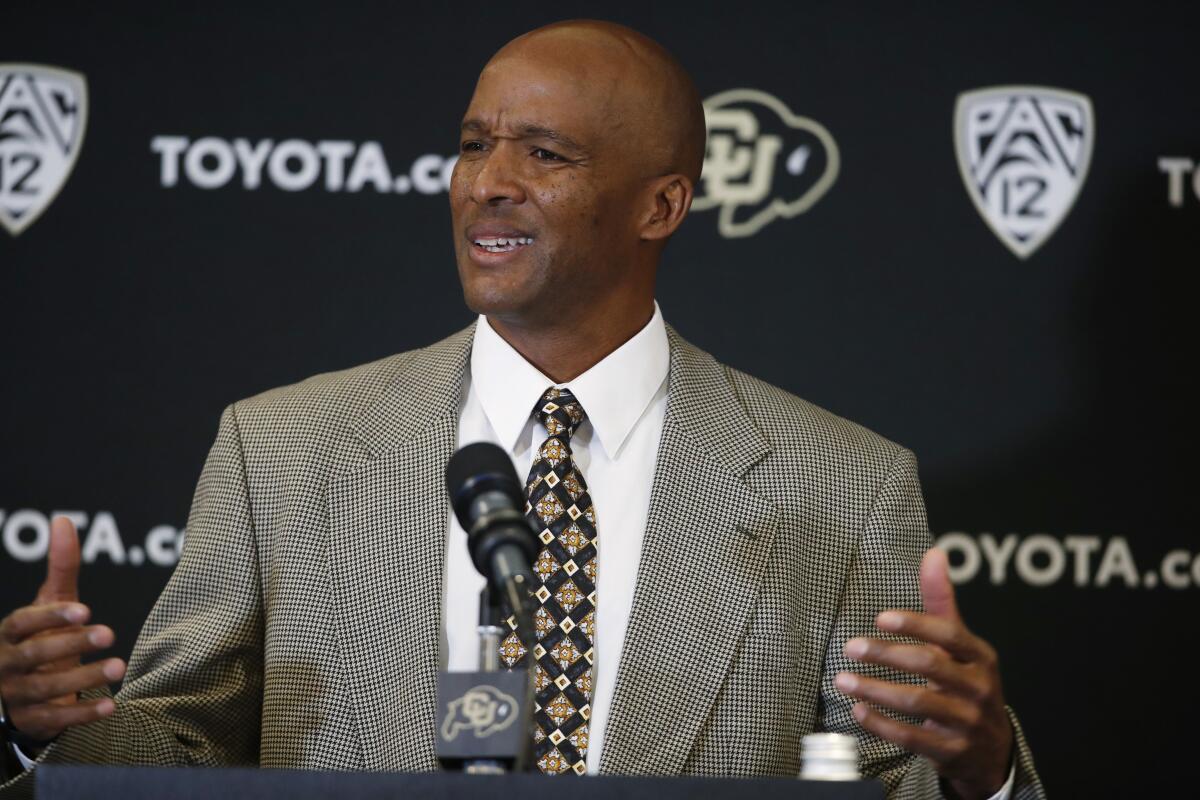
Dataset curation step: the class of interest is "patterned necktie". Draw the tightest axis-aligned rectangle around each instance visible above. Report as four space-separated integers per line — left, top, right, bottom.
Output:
499 387 597 775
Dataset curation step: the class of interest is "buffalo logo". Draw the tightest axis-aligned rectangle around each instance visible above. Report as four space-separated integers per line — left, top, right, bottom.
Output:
0 64 88 237
693 88 839 239
954 86 1094 259
440 684 518 741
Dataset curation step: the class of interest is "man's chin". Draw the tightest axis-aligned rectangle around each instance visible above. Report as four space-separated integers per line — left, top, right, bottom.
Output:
458 261 538 317
460 284 534 321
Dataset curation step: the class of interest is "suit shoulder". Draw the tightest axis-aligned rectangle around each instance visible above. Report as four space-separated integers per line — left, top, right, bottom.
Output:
233 350 416 421
226 324 473 436
723 364 907 468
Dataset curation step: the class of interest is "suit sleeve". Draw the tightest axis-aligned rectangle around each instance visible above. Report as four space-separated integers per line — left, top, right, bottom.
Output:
815 446 1045 800
1 404 264 798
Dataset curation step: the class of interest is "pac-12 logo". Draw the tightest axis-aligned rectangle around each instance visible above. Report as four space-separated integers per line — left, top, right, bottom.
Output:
954 86 1094 259
693 89 839 239
0 64 88 237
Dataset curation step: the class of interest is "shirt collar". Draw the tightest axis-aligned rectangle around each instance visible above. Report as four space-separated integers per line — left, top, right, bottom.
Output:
470 302 669 460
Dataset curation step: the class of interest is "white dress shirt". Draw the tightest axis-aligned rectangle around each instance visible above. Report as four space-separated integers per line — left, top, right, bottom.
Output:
441 304 669 774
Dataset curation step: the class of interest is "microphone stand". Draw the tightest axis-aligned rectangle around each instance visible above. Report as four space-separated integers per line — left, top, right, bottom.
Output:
435 585 535 774
465 586 511 775
476 585 507 673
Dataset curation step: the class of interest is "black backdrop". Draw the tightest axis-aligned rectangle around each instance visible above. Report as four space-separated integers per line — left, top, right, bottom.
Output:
3 2 1198 794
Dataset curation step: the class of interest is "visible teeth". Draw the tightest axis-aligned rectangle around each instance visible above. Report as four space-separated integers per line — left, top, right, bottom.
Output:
474 236 533 249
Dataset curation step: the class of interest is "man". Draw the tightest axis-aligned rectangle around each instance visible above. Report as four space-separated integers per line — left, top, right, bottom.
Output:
0 20 1043 800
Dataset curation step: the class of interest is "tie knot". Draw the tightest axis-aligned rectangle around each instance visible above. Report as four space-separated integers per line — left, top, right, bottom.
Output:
533 386 587 440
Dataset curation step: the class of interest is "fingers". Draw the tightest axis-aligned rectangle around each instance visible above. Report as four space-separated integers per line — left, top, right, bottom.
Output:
848 694 1013 796
0 625 115 674
835 672 981 728
1 603 90 644
0 574 121 743
848 702 968 765
842 638 989 697
36 516 81 605
871 610 989 663
838 552 1012 794
1 658 126 706
8 696 117 743
919 547 960 622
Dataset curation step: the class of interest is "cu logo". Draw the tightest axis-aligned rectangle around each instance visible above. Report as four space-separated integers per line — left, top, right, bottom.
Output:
441 684 519 740
693 88 840 239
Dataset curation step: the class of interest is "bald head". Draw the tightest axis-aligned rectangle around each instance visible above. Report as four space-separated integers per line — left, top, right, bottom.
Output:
451 20 704 350
484 20 706 183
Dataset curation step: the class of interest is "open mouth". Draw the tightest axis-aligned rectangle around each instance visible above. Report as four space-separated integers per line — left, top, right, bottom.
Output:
472 236 534 253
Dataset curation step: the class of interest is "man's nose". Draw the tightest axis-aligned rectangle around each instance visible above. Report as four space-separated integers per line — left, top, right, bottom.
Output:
470 144 527 205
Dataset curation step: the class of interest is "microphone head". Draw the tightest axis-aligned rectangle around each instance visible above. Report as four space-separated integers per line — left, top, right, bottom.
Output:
445 441 540 644
445 442 524 529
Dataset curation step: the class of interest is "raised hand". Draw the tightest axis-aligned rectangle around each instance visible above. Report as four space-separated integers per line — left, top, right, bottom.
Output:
0 516 126 743
835 548 1014 800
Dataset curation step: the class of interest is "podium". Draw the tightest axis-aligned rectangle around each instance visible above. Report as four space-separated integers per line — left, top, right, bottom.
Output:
36 766 885 799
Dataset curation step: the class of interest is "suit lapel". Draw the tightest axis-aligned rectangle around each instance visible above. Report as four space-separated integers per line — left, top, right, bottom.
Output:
326 325 473 771
600 329 780 774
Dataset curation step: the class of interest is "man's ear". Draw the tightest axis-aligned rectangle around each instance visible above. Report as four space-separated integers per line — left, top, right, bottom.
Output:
639 173 694 241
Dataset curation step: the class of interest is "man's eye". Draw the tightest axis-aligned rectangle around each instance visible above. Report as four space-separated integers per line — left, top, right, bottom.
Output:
461 141 484 153
532 148 562 161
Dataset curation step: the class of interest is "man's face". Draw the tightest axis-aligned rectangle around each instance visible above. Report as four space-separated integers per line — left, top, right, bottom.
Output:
450 49 644 323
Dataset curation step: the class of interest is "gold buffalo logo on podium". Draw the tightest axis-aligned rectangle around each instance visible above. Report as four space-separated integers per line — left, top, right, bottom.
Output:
693 88 840 239
441 684 519 740
0 64 89 237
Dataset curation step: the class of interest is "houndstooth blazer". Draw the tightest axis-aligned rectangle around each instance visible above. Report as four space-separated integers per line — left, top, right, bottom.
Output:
3 324 1043 799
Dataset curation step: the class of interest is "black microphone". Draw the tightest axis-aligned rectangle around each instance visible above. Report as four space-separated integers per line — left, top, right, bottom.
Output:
445 442 539 647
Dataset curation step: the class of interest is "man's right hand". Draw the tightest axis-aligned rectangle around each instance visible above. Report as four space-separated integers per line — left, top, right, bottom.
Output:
0 516 126 743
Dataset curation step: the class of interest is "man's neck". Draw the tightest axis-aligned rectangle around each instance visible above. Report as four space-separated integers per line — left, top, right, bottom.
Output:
486 301 655 383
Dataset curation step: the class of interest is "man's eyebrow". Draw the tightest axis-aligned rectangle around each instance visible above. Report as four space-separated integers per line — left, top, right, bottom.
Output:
515 123 585 152
460 119 586 152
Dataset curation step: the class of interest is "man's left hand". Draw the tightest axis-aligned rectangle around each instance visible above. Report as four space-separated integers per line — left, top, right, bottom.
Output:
835 548 1014 800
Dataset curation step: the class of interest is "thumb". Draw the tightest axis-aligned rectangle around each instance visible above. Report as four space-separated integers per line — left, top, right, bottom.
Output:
919 547 960 621
36 515 81 604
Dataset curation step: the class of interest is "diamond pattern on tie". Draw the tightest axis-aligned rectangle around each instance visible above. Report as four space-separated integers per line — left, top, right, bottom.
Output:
502 386 597 775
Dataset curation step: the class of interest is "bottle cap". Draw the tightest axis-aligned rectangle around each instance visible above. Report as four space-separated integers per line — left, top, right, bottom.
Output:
800 732 859 781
